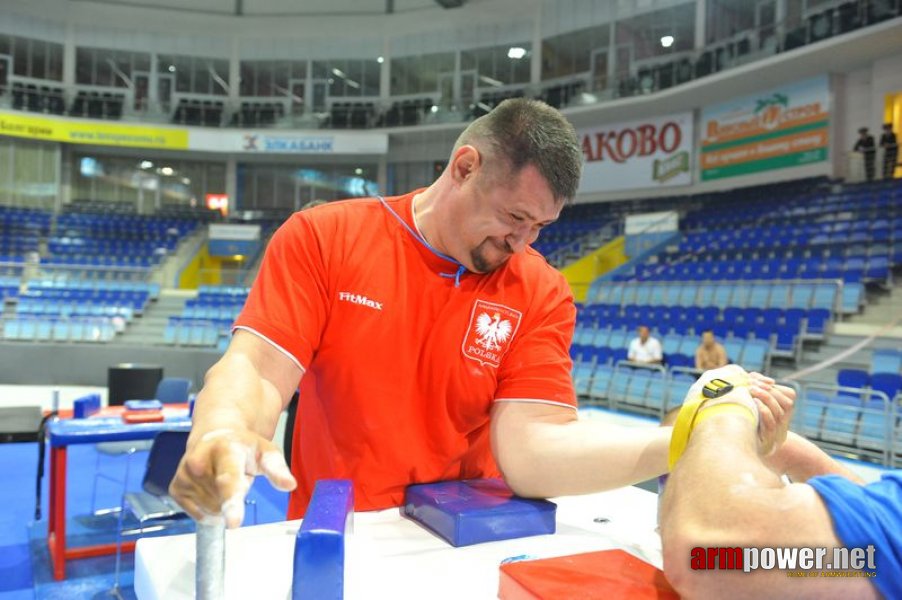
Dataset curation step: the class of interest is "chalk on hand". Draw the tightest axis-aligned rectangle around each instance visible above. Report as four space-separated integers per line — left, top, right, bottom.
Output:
292 479 354 600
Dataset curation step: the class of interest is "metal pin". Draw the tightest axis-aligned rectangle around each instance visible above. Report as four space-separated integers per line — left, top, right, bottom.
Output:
196 521 226 599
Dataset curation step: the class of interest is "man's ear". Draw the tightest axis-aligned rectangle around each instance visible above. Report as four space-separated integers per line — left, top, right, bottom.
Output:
450 145 481 185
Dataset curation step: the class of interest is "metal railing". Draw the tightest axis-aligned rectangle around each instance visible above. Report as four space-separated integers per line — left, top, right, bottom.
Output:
791 381 895 466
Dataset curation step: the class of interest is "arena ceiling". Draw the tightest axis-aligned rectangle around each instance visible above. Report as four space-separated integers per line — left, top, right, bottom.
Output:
69 0 472 17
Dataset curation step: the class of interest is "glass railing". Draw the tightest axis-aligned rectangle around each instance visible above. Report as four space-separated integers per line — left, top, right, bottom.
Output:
1 3 899 130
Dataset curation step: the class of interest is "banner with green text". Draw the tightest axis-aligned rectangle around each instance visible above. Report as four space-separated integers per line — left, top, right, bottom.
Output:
700 76 830 181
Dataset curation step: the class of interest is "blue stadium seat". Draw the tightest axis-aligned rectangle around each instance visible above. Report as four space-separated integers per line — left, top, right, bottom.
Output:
645 377 668 412
870 373 902 401
871 350 902 375
625 371 652 406
840 284 863 315
821 401 860 445
589 366 614 400
573 363 594 396
740 340 768 373
724 339 744 364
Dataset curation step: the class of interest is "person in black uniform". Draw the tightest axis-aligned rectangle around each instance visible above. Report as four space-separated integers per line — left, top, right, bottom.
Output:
853 127 876 181
880 123 898 180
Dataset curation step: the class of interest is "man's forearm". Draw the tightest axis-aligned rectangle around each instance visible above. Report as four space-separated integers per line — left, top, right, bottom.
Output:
190 351 287 445
492 406 670 498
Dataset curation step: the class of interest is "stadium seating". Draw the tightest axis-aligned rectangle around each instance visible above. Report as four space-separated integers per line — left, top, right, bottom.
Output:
165 285 249 348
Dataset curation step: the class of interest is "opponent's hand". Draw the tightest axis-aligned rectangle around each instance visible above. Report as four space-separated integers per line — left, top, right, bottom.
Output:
169 427 296 528
746 372 795 456
684 366 794 455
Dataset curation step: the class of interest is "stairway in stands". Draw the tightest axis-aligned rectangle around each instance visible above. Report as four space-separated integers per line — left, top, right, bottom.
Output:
117 290 193 346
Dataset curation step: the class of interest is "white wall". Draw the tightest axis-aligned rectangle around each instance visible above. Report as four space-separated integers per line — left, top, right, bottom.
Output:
832 53 902 180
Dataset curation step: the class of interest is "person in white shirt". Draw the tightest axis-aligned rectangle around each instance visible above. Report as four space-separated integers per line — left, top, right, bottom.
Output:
628 325 663 365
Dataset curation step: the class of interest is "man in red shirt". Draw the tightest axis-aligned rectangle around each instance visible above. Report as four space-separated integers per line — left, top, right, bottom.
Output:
171 99 803 526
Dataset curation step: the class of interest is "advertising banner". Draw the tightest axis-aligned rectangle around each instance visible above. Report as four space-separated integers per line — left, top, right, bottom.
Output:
0 111 188 150
189 129 389 155
700 76 830 181
578 112 693 193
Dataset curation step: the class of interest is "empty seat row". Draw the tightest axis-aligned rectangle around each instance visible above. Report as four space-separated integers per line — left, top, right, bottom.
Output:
589 281 842 313
2 317 117 343
572 362 697 418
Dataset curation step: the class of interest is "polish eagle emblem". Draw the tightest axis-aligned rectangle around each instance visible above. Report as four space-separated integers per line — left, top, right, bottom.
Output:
475 311 513 351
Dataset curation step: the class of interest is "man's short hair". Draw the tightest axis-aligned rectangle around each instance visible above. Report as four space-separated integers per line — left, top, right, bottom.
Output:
701 329 714 335
452 98 583 202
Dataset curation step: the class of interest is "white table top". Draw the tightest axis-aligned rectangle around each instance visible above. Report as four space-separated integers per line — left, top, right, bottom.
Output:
135 485 662 600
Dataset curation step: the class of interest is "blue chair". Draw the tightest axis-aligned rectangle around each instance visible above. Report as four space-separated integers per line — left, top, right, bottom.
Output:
821 401 860 445
589 365 615 400
794 394 825 438
872 350 902 375
626 371 652 406
806 308 830 337
837 369 869 391
741 340 769 373
573 363 595 396
595 347 613 366
724 339 744 364
608 369 632 405
870 373 902 402
840 284 863 315
154 378 194 404
645 377 669 412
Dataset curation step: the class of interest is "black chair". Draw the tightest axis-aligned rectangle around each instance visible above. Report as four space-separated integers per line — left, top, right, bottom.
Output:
111 430 190 597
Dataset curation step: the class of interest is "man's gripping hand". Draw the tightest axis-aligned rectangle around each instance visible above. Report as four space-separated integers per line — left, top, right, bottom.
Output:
169 427 296 528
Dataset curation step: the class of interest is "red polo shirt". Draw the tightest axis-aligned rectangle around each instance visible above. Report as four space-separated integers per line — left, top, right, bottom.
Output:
233 190 576 517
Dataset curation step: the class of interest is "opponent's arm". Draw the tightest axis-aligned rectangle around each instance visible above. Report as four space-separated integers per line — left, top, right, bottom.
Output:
659 397 877 599
169 329 302 527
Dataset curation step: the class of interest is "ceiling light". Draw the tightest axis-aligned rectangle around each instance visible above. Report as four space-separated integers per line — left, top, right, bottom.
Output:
430 105 439 113
354 168 363 175
139 160 153 169
377 56 384 64
660 35 674 48
168 65 176 72
160 167 174 176
507 47 527 60
331 67 346 78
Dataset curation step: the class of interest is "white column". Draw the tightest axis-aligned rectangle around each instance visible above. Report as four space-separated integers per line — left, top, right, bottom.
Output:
229 40 240 106
694 0 706 50
530 3 542 85
377 156 388 195
226 157 238 211
380 38 391 100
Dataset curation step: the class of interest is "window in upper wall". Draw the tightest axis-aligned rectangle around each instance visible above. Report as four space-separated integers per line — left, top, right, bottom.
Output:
615 2 695 62
75 47 153 87
312 59 380 98
542 23 609 81
1 35 64 81
159 54 230 95
390 52 454 96
239 60 307 97
705 0 756 44
461 41 531 87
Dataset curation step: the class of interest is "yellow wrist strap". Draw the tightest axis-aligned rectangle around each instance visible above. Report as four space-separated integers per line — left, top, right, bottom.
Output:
693 403 756 428
668 388 756 470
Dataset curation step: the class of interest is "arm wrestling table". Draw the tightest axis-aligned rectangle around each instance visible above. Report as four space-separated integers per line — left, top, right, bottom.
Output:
46 407 192 580
135 486 662 600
